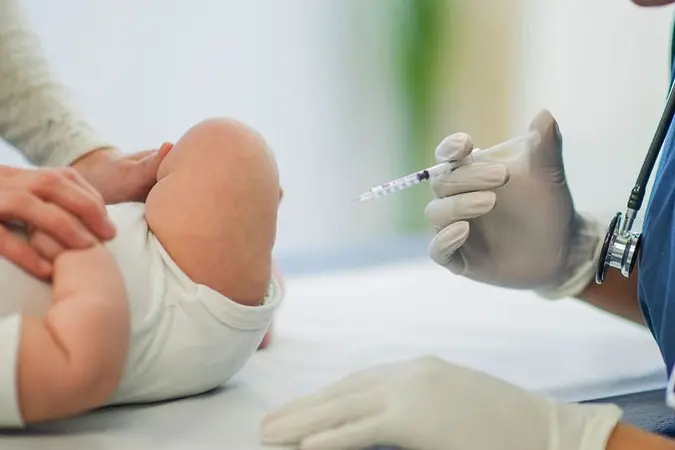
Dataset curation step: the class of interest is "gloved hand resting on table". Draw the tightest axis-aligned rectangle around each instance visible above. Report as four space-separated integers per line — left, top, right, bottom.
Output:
260 355 624 450
425 109 602 299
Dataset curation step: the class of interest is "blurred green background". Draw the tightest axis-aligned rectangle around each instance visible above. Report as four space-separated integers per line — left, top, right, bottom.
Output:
395 0 454 232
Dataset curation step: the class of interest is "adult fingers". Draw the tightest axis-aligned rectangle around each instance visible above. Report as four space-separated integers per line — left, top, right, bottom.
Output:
261 391 383 447
126 150 155 161
0 189 98 249
138 142 173 174
428 221 470 273
434 133 474 162
28 230 66 261
299 415 387 450
263 364 393 425
0 224 51 279
425 191 496 230
30 169 115 241
157 141 174 157
115 143 174 203
127 142 173 162
59 166 105 204
430 162 509 198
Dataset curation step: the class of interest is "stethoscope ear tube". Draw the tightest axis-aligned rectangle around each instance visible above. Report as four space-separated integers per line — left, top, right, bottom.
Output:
596 79 675 284
628 81 675 212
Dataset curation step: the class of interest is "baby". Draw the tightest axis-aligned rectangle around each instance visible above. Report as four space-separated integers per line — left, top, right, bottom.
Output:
0 117 284 427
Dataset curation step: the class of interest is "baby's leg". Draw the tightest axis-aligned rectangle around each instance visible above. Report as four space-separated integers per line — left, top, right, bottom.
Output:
145 117 282 308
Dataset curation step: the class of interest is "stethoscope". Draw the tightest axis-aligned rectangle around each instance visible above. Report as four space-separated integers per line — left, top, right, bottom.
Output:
596 79 675 284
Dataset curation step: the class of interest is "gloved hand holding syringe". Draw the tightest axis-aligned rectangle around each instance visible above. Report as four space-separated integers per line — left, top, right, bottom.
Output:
352 131 539 202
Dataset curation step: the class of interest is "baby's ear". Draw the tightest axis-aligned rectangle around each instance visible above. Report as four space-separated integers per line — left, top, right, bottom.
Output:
279 186 284 203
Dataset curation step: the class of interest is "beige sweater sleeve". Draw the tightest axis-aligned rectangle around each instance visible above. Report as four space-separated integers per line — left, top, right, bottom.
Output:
0 0 114 167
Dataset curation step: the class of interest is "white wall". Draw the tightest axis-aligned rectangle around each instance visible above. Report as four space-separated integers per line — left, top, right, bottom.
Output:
1 0 409 254
5 0 672 254
516 0 675 223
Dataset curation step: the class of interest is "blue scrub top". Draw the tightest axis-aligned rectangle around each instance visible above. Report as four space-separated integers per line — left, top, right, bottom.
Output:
637 21 675 375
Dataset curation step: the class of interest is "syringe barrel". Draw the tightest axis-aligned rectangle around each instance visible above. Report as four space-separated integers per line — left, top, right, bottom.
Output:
370 172 423 197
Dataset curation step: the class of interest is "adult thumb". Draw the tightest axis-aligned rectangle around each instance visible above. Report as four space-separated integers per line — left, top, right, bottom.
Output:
154 142 173 162
434 133 474 162
528 109 566 176
139 142 173 172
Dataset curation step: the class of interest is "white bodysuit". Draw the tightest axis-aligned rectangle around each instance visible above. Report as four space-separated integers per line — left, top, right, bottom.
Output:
0 202 282 426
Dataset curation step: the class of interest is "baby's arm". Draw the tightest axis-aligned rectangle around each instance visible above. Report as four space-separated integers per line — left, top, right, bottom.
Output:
16 244 129 425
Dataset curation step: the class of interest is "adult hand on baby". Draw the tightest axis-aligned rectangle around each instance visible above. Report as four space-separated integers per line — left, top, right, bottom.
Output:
71 142 173 205
426 109 603 299
260 356 623 450
0 165 116 279
27 142 175 264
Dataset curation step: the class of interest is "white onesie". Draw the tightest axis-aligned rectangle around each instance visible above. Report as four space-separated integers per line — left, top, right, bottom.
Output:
0 202 282 427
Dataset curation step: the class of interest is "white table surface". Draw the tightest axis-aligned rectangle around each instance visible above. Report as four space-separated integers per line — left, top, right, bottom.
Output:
0 258 667 449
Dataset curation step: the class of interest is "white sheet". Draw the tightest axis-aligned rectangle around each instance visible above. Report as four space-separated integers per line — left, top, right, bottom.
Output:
0 258 667 450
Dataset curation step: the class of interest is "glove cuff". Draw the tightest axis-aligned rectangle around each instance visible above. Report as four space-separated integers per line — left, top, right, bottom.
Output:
536 212 604 300
557 402 624 450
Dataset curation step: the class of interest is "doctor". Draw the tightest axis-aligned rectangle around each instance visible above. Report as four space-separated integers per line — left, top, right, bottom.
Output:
259 1 675 449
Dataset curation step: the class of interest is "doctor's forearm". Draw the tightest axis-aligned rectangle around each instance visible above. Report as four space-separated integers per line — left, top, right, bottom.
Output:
576 263 644 325
606 422 675 450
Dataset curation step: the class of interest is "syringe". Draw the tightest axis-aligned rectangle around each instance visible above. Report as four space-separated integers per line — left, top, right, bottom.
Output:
351 159 469 202
351 131 538 202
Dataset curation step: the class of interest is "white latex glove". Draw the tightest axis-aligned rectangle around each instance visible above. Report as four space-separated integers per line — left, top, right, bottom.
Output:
259 356 623 450
425 110 603 299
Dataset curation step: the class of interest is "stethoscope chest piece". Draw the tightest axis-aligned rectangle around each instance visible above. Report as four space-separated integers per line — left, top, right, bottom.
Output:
596 212 642 284
595 73 675 283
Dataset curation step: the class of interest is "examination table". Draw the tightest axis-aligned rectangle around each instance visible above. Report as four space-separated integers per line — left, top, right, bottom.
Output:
0 235 672 449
